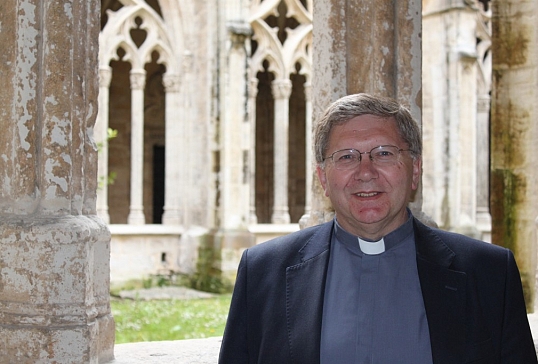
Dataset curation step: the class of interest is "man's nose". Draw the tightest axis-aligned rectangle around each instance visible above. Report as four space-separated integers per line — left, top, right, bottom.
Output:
353 154 378 180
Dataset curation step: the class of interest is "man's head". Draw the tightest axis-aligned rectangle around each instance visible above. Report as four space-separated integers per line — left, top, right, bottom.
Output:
315 93 422 240
314 93 422 165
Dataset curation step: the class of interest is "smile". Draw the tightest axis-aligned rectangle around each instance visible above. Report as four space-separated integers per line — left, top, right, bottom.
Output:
355 192 379 197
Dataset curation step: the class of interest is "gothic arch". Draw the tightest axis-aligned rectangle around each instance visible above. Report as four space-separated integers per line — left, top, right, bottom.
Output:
97 0 195 225
249 0 313 224
158 0 193 56
99 0 177 72
249 0 312 80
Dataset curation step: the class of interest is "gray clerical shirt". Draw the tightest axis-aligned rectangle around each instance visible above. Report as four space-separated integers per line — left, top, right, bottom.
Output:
320 214 433 364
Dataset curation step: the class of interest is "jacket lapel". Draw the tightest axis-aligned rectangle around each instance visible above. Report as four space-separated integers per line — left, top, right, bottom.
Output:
285 222 332 364
414 219 467 364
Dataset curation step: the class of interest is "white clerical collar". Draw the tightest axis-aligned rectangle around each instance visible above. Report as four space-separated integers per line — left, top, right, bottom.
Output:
358 237 385 255
333 210 414 256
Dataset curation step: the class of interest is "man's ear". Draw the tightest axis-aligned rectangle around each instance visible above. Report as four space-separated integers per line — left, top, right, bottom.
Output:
316 165 329 197
411 156 422 191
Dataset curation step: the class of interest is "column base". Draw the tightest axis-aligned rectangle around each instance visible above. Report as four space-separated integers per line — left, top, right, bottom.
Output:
161 208 182 226
127 208 146 225
0 315 115 363
0 215 115 363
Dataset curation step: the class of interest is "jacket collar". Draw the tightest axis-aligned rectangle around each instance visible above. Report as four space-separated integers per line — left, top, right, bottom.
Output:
297 221 333 261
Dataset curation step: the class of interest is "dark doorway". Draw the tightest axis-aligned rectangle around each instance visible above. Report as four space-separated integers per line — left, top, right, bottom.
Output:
153 145 165 223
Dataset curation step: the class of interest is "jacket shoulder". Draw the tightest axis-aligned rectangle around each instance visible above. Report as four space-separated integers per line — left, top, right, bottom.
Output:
414 218 511 270
244 222 332 267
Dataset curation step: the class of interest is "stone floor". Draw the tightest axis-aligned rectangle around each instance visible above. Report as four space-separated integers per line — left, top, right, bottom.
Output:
111 336 222 364
110 313 538 363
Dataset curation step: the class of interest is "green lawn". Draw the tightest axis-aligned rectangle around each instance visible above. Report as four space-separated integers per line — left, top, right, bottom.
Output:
111 294 232 344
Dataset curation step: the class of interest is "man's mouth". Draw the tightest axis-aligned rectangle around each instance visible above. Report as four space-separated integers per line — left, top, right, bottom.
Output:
355 192 379 197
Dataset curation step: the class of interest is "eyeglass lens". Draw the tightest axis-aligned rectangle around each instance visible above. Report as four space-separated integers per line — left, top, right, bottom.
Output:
330 145 402 170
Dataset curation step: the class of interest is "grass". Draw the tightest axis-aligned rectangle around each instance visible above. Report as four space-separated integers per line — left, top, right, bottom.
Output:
111 294 232 344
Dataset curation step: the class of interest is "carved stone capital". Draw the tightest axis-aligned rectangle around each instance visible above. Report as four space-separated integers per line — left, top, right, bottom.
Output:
249 78 259 98
271 79 292 100
99 68 112 88
129 70 146 90
163 73 181 93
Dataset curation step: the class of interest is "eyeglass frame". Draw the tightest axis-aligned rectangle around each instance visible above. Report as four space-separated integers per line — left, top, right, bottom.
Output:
322 145 416 170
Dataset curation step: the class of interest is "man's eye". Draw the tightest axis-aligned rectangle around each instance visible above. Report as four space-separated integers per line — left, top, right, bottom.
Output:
339 153 355 160
373 150 395 159
336 152 360 162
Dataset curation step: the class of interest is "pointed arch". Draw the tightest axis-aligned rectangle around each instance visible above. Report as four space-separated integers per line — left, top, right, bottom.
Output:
249 0 312 80
99 0 177 72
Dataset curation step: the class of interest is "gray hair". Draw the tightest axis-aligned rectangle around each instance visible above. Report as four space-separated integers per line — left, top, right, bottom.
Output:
313 93 422 165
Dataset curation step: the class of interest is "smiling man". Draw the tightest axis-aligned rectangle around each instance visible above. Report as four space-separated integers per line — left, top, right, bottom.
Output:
218 93 537 364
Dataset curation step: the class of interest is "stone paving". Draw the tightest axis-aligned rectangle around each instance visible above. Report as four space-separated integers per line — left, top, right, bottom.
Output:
117 286 217 301
110 287 538 363
111 337 222 364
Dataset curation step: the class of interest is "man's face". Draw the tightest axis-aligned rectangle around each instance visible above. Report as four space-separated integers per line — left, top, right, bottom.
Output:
316 115 421 240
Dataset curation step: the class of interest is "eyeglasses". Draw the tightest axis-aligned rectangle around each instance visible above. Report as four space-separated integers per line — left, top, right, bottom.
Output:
324 145 414 170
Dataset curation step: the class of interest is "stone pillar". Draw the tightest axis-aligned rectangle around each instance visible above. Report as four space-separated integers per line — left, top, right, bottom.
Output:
127 69 146 225
248 78 259 225
96 66 112 224
300 81 313 228
476 94 492 239
180 51 198 227
475 5 493 241
307 0 422 226
221 30 250 229
271 79 292 224
423 2 480 234
490 0 538 310
162 73 183 226
0 0 115 362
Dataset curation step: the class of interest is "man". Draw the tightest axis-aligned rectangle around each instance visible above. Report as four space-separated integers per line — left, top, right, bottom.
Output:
219 93 537 363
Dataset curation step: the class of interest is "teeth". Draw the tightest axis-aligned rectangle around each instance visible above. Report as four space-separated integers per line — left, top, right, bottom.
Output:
356 192 378 197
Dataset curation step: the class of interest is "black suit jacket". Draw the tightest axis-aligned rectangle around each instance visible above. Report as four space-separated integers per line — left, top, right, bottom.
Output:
219 218 537 363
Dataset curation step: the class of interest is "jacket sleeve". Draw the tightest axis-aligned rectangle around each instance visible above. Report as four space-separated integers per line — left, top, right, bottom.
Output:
218 249 249 364
501 250 537 363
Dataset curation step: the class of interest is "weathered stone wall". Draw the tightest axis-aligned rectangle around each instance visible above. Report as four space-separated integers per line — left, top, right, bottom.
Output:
0 0 115 362
491 0 538 310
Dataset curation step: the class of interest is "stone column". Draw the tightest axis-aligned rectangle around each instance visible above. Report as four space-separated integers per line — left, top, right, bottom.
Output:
96 66 112 224
475 0 493 241
271 79 292 224
304 82 313 217
162 73 183 226
307 0 423 226
248 78 259 225
221 30 250 229
180 51 197 227
127 69 146 225
213 26 256 284
476 94 492 238
0 0 115 362
447 6 479 235
491 0 538 310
